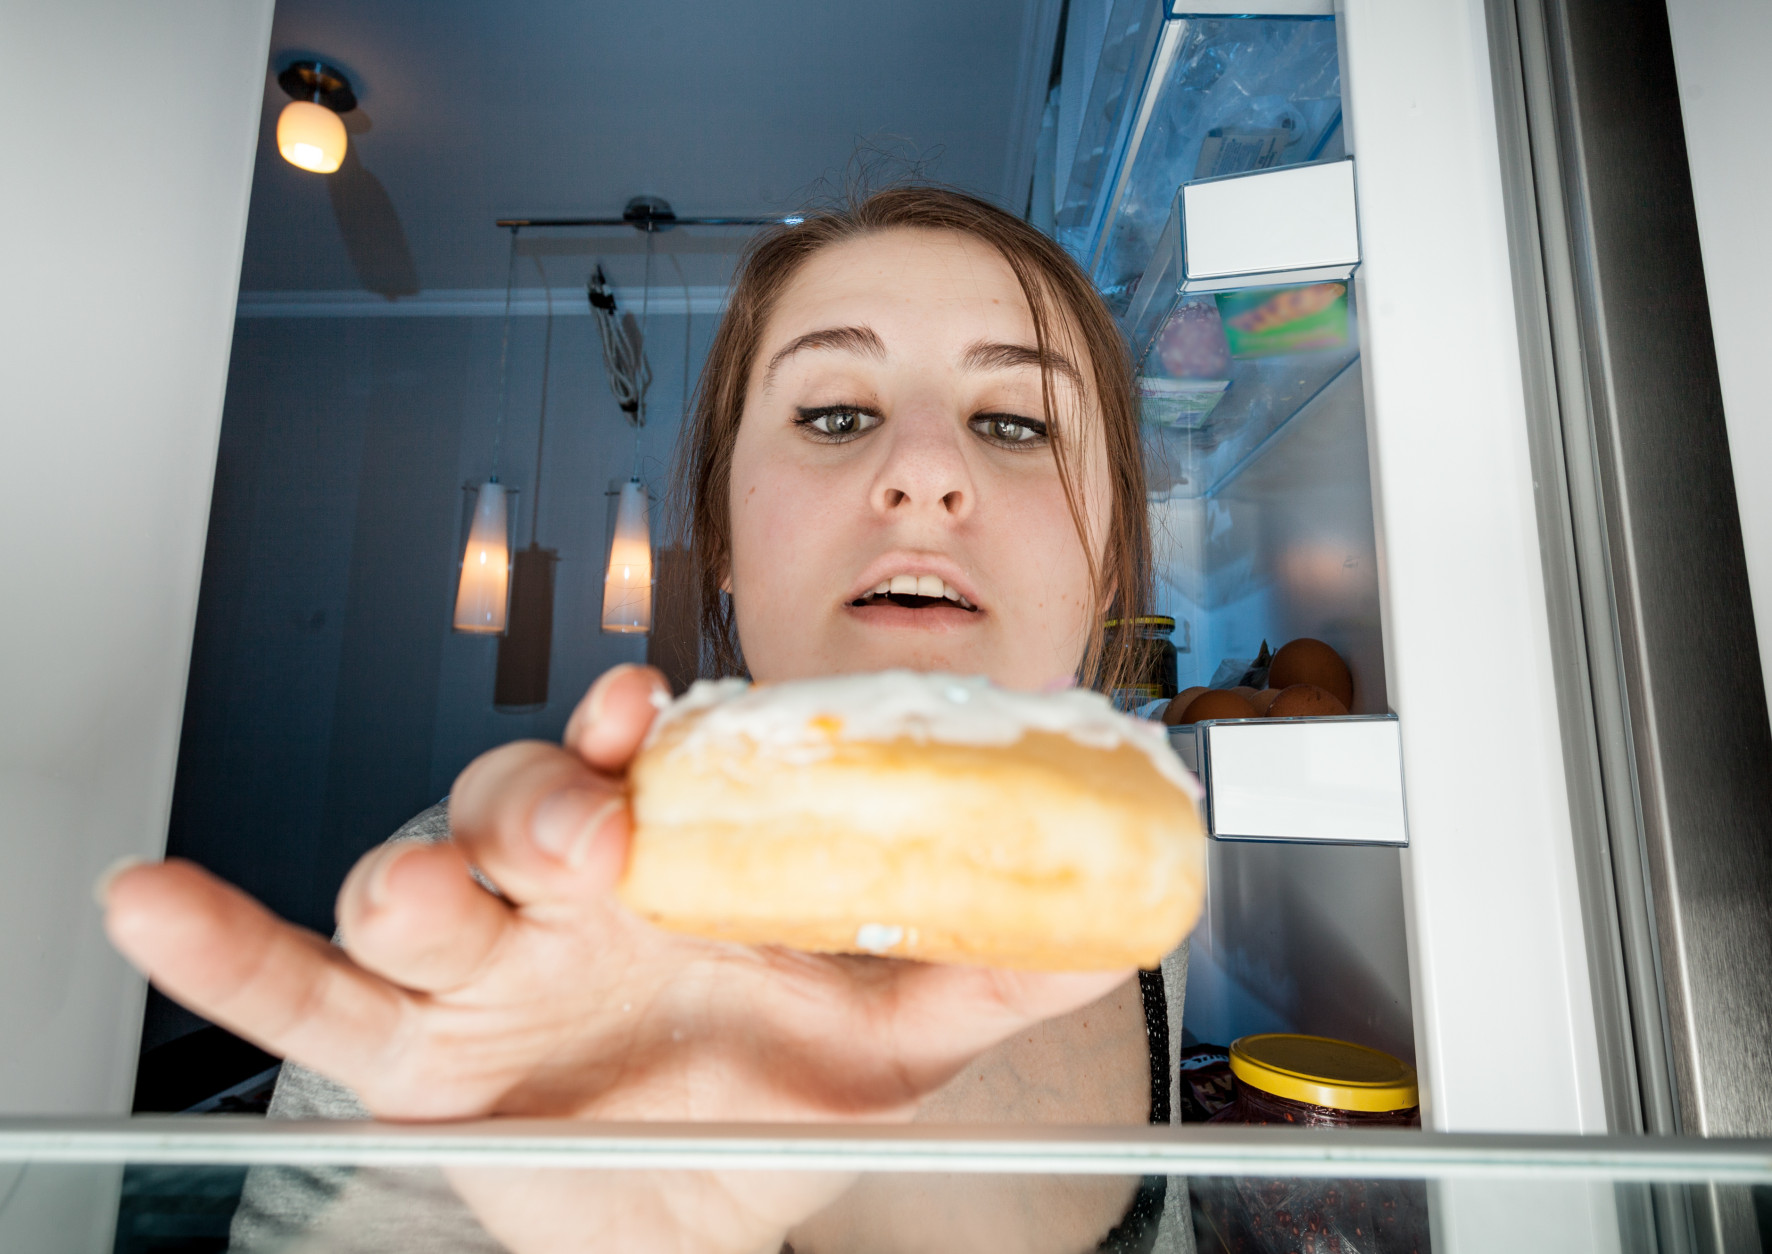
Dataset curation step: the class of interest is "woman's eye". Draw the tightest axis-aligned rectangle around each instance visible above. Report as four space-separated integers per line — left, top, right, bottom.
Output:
972 414 1047 447
795 407 880 441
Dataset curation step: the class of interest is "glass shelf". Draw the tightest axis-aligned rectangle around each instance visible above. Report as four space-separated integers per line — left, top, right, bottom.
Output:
1056 7 1344 315
1140 314 1359 499
6 1119 1769 1253
1056 5 1353 501
8 1115 1772 1174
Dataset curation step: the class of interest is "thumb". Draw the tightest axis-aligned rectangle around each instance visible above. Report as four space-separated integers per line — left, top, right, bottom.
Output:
563 664 672 773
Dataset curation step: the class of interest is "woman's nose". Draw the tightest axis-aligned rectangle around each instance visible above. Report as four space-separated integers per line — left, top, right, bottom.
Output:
869 408 974 520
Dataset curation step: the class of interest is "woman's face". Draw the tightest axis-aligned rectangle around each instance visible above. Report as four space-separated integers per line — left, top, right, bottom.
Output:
726 227 1111 691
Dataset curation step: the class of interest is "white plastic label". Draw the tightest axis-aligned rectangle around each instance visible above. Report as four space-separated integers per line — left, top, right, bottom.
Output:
1196 715 1407 845
1182 160 1360 285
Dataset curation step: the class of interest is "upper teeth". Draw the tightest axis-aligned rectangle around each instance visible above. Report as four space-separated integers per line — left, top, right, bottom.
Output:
867 575 974 609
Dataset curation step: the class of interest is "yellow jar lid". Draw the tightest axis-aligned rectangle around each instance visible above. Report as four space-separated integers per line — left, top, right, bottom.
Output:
1228 1034 1419 1113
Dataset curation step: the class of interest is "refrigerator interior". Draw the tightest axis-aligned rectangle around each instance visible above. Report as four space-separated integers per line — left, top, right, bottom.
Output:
1056 3 1415 1062
1161 363 1414 1064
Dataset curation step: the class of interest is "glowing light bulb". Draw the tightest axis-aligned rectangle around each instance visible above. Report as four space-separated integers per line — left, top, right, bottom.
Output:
453 482 511 633
277 99 347 173
602 479 652 634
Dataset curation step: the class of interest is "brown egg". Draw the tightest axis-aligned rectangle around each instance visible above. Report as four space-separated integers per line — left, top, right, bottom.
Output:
1250 688 1282 716
1163 686 1209 725
1266 683 1349 718
1268 638 1353 710
1180 689 1259 724
1230 686 1260 703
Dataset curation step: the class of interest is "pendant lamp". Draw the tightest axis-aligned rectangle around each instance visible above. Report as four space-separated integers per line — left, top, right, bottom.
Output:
602 478 652 634
595 203 661 636
453 481 511 632
454 228 521 634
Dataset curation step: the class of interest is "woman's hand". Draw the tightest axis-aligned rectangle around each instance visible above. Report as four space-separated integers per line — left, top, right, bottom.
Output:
103 663 1131 1245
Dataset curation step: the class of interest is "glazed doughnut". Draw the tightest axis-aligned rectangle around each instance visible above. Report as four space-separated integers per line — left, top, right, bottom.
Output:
619 671 1206 971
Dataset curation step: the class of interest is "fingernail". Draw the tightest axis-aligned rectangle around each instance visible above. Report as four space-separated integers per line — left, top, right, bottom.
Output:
584 663 642 727
531 791 625 868
364 842 418 909
93 855 145 908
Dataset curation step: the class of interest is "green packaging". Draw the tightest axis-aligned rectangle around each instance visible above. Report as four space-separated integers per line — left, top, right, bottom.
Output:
1137 376 1230 429
1215 282 1350 359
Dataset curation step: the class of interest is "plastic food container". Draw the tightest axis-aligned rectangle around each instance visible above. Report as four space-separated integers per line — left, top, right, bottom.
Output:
1194 1034 1428 1254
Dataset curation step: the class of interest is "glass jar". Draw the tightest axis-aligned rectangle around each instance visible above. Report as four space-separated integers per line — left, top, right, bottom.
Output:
1105 616 1179 710
1207 1034 1421 1128
1194 1035 1429 1254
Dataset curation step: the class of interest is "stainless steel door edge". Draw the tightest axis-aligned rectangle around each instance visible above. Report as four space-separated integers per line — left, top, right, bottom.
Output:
1485 0 1772 1146
1483 0 1661 1142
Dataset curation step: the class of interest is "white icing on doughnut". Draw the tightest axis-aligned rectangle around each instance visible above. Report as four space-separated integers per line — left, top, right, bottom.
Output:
646 670 1203 799
855 923 904 952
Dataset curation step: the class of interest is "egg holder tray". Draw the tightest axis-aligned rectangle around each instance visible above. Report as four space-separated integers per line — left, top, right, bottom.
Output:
1167 714 1408 846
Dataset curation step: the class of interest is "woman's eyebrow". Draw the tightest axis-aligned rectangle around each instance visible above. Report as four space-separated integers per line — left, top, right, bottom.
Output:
960 340 1082 387
762 325 886 385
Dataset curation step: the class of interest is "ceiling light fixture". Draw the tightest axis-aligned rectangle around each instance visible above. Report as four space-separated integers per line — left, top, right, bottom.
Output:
454 229 521 634
595 198 667 635
275 60 356 174
487 200 793 638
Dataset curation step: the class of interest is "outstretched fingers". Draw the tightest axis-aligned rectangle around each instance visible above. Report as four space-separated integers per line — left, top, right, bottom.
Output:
442 664 665 911
870 962 1133 1086
104 859 409 1090
448 740 632 908
336 840 513 993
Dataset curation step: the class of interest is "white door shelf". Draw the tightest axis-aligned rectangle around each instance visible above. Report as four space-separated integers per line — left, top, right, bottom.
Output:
1167 714 1408 846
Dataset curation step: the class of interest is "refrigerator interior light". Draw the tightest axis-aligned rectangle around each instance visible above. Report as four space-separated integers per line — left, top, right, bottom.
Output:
453 480 512 634
602 478 653 635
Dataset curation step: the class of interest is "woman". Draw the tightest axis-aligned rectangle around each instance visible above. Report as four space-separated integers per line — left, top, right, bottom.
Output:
103 187 1190 1253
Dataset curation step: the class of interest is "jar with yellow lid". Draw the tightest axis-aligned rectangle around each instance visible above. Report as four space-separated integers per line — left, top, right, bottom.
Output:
1207 1033 1421 1127
1193 1034 1428 1254
1104 615 1179 710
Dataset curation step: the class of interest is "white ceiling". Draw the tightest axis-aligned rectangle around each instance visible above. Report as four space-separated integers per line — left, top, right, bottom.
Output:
240 0 1061 297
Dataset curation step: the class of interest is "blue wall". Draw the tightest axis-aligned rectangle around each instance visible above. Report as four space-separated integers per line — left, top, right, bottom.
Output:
152 303 709 1047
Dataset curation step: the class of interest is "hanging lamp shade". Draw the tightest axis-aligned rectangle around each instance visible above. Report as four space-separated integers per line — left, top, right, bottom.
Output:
276 99 347 173
453 480 512 633
602 478 652 634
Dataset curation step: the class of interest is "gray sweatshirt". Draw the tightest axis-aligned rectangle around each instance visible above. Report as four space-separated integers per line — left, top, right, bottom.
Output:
228 802 1195 1254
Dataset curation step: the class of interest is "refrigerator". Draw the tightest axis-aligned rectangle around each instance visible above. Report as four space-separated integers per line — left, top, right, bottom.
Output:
1 2 1768 1251
1041 0 1772 1149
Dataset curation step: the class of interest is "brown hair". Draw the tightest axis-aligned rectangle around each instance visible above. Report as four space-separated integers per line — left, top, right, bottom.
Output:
671 186 1150 692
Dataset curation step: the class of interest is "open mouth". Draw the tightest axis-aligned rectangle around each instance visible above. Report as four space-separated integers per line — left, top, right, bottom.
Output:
849 575 978 613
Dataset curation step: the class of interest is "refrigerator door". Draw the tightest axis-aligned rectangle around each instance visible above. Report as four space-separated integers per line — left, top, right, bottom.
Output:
1338 0 1612 1132
1060 0 1643 1134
